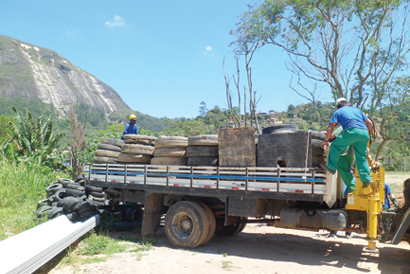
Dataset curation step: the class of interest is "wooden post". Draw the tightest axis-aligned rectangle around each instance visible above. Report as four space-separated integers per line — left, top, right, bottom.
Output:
141 193 163 236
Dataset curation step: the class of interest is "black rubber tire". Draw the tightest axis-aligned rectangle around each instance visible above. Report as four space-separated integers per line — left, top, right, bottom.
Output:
311 139 324 155
45 183 63 195
164 201 210 248
155 136 188 149
310 131 326 140
58 178 74 186
85 185 104 193
101 138 124 147
123 134 157 146
186 146 218 157
262 123 298 134
125 207 143 223
64 182 85 191
117 153 152 163
215 217 247 237
78 209 100 220
65 188 85 197
95 149 121 158
151 157 187 166
47 207 64 219
197 202 216 245
93 156 118 164
97 144 122 152
37 205 53 217
121 144 155 155
53 189 75 201
66 212 80 222
73 201 95 214
90 191 105 198
57 196 85 213
188 135 218 146
187 156 218 166
37 199 50 209
154 147 187 157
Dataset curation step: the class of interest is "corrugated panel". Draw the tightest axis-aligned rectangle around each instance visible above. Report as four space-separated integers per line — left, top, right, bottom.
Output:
0 215 100 274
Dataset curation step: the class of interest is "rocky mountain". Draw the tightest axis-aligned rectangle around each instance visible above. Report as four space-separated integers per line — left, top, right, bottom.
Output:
0 35 130 115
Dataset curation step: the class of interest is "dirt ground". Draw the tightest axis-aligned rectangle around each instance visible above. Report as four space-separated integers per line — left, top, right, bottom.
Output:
49 173 410 274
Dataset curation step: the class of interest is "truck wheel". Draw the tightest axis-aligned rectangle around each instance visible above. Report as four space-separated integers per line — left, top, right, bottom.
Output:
215 217 247 237
164 201 210 248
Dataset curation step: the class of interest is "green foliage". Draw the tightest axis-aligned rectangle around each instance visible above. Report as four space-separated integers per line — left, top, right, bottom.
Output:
0 160 68 240
6 107 65 169
161 118 213 136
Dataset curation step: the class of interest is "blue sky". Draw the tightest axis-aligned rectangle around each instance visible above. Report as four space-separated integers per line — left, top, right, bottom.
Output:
0 0 332 119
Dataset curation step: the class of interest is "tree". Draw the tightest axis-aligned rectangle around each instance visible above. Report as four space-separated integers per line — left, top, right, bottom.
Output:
232 0 410 157
68 107 87 180
199 101 208 117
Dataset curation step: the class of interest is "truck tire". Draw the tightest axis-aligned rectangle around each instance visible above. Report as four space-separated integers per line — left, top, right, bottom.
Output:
197 202 216 245
124 134 157 146
98 144 122 152
262 123 298 134
101 138 124 147
310 131 326 140
122 144 155 155
154 147 187 157
311 139 324 156
164 201 210 248
187 156 218 166
155 136 188 149
151 157 187 166
117 153 152 163
215 217 247 237
93 156 118 164
95 149 121 158
186 146 218 157
45 183 63 195
188 135 218 146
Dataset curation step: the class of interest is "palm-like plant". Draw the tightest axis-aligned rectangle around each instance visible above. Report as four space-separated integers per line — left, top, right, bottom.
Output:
7 107 64 167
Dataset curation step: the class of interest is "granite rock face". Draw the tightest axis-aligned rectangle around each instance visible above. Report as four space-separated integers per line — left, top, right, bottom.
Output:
0 35 130 114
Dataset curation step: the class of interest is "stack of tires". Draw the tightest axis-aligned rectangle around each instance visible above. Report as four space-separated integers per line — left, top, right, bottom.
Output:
187 135 219 166
36 177 104 222
93 138 124 164
151 136 188 166
311 131 327 168
119 134 156 164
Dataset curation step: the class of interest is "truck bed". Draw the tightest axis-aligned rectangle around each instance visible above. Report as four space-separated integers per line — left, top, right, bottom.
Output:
87 164 337 207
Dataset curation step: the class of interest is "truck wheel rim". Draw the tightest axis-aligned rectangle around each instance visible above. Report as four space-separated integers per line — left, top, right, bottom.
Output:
174 213 193 238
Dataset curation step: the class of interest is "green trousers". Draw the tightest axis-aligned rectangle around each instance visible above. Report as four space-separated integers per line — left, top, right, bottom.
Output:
338 146 355 192
328 128 371 185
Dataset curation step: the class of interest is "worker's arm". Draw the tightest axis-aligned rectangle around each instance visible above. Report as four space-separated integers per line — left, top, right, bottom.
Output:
364 118 374 134
388 193 399 208
321 122 337 149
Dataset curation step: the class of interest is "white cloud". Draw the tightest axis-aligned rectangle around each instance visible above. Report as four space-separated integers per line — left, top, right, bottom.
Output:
105 15 127 28
204 45 213 55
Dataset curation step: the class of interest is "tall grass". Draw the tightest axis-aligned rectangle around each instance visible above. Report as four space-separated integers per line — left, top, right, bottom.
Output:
0 159 68 240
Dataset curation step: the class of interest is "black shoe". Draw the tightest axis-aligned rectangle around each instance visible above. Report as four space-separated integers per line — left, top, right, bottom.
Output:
320 164 336 175
362 181 373 188
328 231 337 238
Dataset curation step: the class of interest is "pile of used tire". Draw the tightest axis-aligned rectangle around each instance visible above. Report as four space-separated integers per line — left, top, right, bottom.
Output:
118 134 157 164
151 136 188 166
187 135 219 166
93 138 124 164
36 177 104 222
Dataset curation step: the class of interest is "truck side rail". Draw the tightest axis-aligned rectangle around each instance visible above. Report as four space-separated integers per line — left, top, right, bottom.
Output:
86 164 335 205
